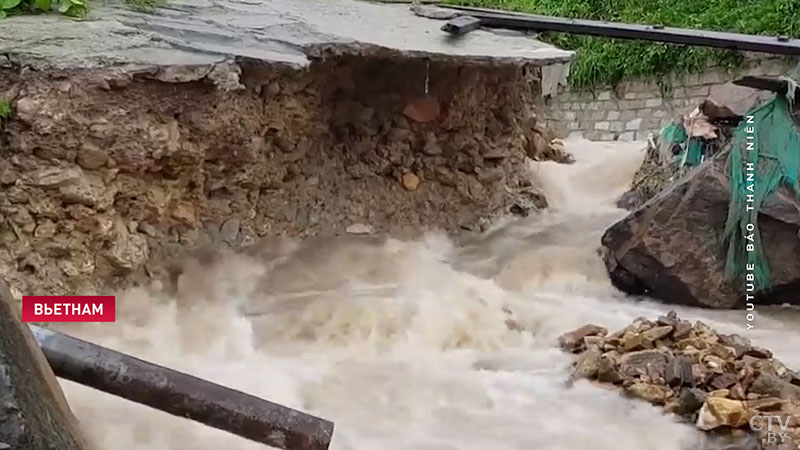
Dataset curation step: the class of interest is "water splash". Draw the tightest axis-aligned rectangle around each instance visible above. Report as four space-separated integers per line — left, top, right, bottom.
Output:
58 137 799 450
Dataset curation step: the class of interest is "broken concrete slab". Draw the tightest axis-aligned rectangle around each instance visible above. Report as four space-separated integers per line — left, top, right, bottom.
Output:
0 278 91 450
0 0 572 71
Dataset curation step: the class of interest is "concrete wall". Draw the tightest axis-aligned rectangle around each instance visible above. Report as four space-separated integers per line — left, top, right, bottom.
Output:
543 56 798 142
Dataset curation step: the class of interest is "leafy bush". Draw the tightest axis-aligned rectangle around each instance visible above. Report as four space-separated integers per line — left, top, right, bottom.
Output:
0 99 12 121
0 0 162 18
446 0 800 90
1 0 86 18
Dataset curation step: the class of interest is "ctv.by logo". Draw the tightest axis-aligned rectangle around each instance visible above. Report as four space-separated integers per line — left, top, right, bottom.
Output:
750 414 793 446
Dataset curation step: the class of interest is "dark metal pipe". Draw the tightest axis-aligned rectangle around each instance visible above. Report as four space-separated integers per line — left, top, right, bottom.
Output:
441 16 482 36
438 4 800 56
30 325 334 450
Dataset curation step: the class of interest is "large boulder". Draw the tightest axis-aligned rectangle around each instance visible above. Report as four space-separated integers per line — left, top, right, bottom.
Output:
0 278 91 450
602 152 800 308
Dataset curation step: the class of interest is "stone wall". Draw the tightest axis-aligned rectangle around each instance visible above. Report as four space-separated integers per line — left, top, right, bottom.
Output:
544 57 798 142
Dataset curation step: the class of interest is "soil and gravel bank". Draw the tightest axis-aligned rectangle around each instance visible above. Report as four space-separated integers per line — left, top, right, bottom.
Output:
0 57 559 297
0 0 573 298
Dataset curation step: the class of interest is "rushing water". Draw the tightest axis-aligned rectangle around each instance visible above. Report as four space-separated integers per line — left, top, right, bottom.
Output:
57 136 799 450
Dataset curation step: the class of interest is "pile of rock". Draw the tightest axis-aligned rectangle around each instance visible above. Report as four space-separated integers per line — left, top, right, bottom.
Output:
559 312 800 449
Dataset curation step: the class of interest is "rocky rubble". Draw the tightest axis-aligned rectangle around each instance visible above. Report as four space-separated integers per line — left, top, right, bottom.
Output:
559 313 800 449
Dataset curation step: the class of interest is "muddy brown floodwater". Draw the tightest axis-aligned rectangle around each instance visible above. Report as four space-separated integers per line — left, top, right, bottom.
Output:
55 137 799 450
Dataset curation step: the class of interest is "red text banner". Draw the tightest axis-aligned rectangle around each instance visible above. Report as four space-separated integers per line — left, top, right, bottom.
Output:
22 296 116 322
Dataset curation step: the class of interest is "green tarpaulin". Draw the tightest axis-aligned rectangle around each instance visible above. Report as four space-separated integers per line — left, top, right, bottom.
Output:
660 122 706 168
723 93 800 290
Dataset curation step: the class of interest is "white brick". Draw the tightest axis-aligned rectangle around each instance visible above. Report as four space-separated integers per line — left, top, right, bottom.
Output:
688 86 710 97
599 133 617 141
564 111 577 120
629 81 648 92
567 121 581 130
598 91 612 100
645 98 663 107
621 100 644 109
589 110 606 121
626 118 643 131
584 131 601 141
594 121 611 131
609 121 624 132
566 131 585 139
607 110 621 120
701 71 725 85
684 73 703 86
619 131 637 141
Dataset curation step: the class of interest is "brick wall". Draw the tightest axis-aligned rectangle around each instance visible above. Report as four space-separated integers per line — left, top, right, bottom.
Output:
543 57 798 142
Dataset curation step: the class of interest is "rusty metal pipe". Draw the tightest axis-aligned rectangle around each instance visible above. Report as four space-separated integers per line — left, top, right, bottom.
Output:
30 325 334 450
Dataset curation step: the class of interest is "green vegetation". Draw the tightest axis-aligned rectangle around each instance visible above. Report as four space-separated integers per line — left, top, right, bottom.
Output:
446 0 800 90
0 0 162 18
0 99 12 122
0 0 86 18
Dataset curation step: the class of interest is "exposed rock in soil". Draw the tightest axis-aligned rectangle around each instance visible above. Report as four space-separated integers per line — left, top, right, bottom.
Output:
603 151 800 308
0 278 91 450
1 57 569 298
559 313 800 450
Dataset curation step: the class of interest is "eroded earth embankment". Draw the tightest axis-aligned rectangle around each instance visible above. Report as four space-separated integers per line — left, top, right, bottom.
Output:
0 55 558 297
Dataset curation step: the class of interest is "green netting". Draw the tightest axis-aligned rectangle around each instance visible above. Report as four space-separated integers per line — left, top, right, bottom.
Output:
684 139 705 167
661 122 705 168
723 94 800 290
662 122 687 146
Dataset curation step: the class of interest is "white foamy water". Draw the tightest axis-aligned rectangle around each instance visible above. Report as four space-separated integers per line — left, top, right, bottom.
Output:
56 136 800 450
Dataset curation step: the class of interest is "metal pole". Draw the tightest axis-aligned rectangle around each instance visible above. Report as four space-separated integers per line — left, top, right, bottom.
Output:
30 326 334 450
437 5 800 56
